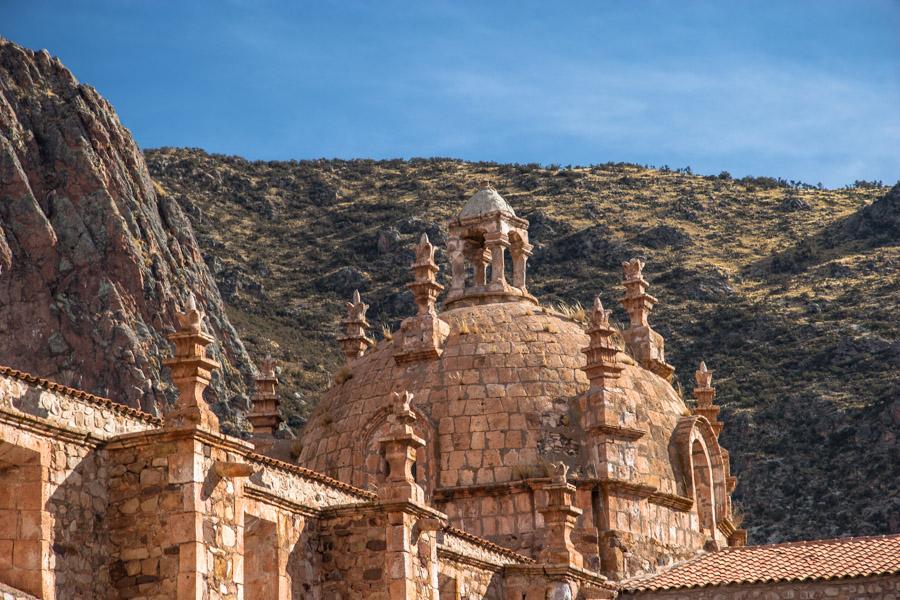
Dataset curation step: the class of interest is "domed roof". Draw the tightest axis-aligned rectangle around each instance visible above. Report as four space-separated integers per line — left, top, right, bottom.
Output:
458 186 516 220
297 301 687 497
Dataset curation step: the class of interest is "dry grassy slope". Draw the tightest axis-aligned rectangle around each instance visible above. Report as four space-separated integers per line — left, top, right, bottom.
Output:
144 147 899 544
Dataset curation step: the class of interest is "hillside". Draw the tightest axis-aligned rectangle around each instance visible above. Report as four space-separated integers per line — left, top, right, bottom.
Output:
145 148 898 544
0 39 254 420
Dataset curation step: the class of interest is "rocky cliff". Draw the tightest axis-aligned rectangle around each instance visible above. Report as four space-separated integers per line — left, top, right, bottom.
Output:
0 39 253 423
145 149 899 544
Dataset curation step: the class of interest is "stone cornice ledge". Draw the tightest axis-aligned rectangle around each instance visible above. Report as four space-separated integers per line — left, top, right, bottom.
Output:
243 484 322 518
435 477 552 501
436 547 505 573
503 563 614 590
104 425 255 453
717 516 737 538
649 490 694 511
587 423 647 441
319 499 447 521
245 452 376 500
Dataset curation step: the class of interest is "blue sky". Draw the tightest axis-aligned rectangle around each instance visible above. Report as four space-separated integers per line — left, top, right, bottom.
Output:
3 0 899 187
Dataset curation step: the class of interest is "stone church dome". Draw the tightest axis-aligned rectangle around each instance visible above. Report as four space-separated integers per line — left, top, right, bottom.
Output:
296 186 742 578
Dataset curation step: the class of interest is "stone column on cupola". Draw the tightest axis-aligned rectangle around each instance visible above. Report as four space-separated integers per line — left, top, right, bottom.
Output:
471 245 492 287
162 295 221 431
619 258 675 381
484 230 510 288
337 289 373 363
510 237 533 290
394 234 450 364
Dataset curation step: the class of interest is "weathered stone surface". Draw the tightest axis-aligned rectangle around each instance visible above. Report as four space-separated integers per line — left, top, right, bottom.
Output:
0 39 252 417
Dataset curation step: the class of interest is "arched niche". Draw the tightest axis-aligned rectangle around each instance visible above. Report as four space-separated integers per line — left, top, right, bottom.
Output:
353 404 437 499
671 415 729 534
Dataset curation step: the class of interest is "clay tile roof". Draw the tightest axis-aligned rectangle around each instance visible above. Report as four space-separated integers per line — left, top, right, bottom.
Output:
458 187 516 220
622 534 900 592
0 364 162 425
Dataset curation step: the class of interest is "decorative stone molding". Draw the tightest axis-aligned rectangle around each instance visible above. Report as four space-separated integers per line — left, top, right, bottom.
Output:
162 296 221 431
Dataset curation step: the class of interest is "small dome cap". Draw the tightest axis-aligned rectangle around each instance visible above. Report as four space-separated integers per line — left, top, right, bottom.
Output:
458 186 516 220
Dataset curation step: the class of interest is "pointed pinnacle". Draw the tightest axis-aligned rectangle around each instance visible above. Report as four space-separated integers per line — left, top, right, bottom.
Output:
352 289 361 304
699 360 708 373
419 232 429 245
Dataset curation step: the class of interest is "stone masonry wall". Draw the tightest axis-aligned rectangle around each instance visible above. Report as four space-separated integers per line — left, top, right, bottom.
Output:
106 433 252 600
106 437 187 599
318 512 389 599
620 575 899 600
45 442 111 598
0 366 158 600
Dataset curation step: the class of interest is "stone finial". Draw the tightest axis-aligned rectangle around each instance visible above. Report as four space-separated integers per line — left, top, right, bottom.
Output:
694 361 713 391
620 258 655 327
248 354 281 435
390 389 415 421
395 235 451 364
619 258 674 380
581 297 624 385
259 354 277 378
337 289 373 362
378 391 426 503
692 360 722 436
408 233 444 316
539 463 583 568
162 297 221 430
549 461 569 485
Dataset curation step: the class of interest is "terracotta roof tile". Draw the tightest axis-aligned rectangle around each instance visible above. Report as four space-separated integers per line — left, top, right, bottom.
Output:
0 364 162 425
623 534 900 591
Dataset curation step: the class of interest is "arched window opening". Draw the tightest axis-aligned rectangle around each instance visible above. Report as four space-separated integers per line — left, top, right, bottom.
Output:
691 439 716 533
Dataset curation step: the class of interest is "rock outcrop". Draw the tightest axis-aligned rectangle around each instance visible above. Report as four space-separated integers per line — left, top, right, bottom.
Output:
0 39 252 418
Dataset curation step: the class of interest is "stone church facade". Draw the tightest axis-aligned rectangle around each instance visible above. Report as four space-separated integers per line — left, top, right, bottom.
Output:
0 187 896 599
